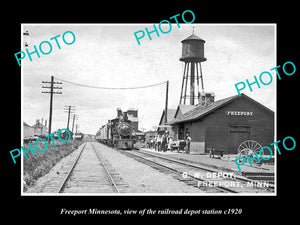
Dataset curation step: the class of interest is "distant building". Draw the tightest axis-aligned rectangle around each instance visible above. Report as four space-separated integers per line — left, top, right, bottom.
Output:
23 122 35 141
32 119 48 137
144 130 158 144
83 134 95 141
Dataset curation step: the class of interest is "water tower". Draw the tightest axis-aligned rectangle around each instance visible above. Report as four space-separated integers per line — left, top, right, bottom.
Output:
179 32 209 105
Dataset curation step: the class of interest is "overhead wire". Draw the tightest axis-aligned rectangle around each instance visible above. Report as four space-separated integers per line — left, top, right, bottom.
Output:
54 76 167 90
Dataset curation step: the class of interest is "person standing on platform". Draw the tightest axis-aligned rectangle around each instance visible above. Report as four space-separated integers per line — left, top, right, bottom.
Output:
168 136 173 151
147 138 151 149
156 134 162 151
186 133 192 154
154 136 157 150
161 133 167 152
150 138 154 149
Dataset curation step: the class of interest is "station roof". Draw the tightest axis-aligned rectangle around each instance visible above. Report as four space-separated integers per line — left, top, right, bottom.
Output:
23 121 31 127
177 104 197 115
158 109 177 126
168 94 274 125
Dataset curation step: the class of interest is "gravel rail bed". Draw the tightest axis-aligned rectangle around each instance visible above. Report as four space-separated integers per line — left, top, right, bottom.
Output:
25 143 86 193
25 142 204 194
91 142 204 193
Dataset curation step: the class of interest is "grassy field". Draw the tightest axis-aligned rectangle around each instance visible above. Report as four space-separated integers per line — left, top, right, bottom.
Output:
23 139 84 191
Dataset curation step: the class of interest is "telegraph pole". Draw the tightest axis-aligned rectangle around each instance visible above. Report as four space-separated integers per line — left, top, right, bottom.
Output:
64 105 75 130
42 76 62 142
70 114 78 134
165 80 169 125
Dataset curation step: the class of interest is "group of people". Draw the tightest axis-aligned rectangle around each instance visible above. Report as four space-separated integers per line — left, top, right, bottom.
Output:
148 132 173 152
147 131 192 154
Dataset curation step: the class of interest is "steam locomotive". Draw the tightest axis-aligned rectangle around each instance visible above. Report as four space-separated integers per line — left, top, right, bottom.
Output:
95 112 136 149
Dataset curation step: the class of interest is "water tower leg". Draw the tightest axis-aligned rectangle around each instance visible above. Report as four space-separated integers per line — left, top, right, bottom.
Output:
199 62 205 92
190 62 195 105
183 62 189 105
196 62 201 104
179 63 187 105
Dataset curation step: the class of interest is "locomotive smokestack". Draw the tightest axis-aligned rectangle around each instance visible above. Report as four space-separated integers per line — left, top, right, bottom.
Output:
117 107 122 117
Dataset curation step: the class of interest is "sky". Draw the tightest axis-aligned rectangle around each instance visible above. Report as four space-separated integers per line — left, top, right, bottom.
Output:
22 24 276 135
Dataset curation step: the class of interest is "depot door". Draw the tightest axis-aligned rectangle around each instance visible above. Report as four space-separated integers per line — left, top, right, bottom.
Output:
229 126 251 154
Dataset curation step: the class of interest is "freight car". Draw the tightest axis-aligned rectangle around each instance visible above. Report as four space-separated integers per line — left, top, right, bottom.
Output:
96 112 137 149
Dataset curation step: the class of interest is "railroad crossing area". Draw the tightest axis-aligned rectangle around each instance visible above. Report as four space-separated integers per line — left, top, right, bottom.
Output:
25 142 275 194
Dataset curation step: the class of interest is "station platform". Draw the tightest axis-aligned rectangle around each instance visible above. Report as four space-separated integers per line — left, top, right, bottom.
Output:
140 148 275 175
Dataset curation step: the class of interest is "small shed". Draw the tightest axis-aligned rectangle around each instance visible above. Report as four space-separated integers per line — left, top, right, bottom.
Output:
23 122 34 141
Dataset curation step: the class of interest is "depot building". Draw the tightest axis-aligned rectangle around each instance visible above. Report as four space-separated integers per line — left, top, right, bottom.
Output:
167 93 274 154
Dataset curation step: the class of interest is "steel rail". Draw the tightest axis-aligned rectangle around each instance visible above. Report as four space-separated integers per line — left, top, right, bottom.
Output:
121 150 238 193
57 142 87 193
90 142 120 193
136 150 275 190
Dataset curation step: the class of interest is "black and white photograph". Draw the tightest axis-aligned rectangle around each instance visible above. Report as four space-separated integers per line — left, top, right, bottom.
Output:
4 5 298 221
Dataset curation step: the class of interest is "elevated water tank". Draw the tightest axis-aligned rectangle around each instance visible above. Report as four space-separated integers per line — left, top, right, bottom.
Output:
180 34 206 62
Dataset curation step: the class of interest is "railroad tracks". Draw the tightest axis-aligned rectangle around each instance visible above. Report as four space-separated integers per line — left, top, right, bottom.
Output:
28 142 273 194
120 150 274 194
57 142 127 193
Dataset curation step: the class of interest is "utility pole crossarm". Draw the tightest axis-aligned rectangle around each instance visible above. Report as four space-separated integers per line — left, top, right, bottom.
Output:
64 105 75 130
165 80 169 127
43 81 62 84
43 86 62 89
41 76 62 142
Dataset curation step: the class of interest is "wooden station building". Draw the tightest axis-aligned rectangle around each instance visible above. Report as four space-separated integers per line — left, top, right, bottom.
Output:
168 93 274 154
